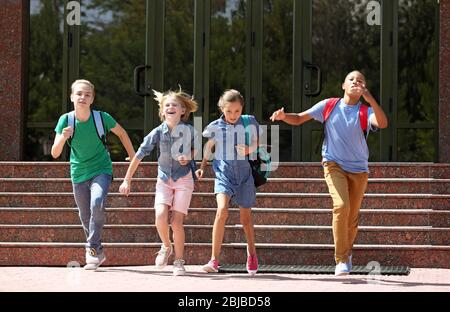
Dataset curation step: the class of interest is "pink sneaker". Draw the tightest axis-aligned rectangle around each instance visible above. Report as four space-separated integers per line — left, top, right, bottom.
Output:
247 255 258 276
202 259 219 273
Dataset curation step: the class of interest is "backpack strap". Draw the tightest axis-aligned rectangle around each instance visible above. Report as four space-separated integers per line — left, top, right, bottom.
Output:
321 98 369 139
316 98 340 155
241 115 251 146
66 111 76 145
92 110 107 147
359 104 369 139
322 98 341 122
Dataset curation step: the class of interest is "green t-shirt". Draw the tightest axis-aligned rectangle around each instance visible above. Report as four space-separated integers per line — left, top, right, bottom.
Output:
55 111 117 183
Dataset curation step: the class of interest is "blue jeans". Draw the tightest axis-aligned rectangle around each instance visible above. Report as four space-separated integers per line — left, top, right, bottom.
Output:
72 174 112 254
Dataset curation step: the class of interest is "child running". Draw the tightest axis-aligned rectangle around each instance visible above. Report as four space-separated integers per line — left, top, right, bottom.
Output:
51 79 135 270
119 89 199 276
270 70 388 276
196 89 261 276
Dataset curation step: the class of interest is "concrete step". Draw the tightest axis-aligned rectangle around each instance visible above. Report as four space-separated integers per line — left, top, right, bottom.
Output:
1 192 449 209
1 177 448 194
1 162 449 179
1 207 449 227
0 242 448 268
1 224 448 245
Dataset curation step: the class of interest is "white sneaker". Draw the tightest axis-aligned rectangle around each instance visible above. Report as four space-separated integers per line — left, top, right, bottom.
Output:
155 244 173 269
84 248 106 270
334 262 350 276
173 259 186 276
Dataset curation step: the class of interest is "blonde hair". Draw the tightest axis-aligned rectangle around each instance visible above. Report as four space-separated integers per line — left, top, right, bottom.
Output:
153 88 198 122
71 79 95 96
217 89 244 110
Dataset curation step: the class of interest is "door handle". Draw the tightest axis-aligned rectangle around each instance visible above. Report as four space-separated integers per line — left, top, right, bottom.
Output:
134 65 151 96
304 64 322 96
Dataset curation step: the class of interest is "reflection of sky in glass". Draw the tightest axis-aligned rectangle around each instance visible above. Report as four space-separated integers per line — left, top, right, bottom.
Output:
30 0 65 32
214 0 242 23
82 0 114 28
30 0 42 15
30 0 113 27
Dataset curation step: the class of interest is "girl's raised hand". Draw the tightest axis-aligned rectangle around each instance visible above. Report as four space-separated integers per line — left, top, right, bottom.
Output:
195 169 204 179
119 181 131 196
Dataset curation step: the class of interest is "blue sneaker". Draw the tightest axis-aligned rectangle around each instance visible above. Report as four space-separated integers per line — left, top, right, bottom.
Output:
335 262 350 276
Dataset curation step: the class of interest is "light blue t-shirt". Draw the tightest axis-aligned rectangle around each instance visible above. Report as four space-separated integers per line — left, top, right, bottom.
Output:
305 98 376 173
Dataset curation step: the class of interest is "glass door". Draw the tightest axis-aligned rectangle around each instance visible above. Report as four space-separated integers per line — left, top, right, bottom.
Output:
302 0 381 161
300 0 438 162
78 0 147 160
262 0 294 161
209 0 247 121
26 0 438 162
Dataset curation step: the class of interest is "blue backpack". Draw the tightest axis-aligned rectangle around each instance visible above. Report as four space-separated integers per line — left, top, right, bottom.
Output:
241 115 271 188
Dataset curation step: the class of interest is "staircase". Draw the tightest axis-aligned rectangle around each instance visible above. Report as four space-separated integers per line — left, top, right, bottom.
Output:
0 162 449 268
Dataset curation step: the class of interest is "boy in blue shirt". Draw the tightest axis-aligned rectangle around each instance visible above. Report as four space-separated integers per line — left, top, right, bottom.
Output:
270 71 388 275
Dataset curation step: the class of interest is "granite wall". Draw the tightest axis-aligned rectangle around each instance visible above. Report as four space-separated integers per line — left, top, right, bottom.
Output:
0 0 27 160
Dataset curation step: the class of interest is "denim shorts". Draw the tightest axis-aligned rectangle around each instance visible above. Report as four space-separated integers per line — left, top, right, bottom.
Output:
213 161 256 208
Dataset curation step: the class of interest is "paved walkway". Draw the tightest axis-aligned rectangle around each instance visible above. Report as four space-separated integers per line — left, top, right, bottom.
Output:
1 266 449 292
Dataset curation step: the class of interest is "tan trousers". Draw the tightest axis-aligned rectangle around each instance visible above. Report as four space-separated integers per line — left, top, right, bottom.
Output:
323 162 368 264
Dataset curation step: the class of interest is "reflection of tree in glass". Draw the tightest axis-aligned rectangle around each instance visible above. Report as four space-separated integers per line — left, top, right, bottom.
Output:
28 0 65 123
396 0 437 161
311 0 380 105
398 0 436 124
261 0 293 123
164 0 195 93
210 0 246 121
79 0 146 160
27 0 438 162
310 0 381 162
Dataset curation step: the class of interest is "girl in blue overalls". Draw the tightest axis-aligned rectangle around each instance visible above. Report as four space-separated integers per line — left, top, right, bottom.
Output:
196 89 260 276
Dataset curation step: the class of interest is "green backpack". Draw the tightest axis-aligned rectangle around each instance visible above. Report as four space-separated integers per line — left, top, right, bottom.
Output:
241 115 271 188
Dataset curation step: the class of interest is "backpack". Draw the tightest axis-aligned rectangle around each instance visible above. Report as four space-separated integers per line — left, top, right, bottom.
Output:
241 115 271 188
315 98 369 154
66 110 108 149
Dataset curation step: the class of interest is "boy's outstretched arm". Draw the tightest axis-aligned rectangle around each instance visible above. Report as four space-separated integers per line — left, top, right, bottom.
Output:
270 107 313 126
111 123 136 160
